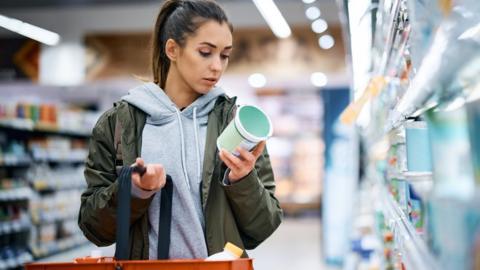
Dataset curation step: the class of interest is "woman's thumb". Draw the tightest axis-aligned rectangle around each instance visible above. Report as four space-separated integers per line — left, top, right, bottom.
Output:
135 157 144 167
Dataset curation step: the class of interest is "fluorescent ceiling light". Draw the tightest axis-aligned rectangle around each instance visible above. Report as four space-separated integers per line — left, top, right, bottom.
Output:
305 6 321 20
0 14 60 46
311 18 328 33
311 72 328 87
252 0 291 39
303 0 316 3
319 35 335 49
248 73 267 88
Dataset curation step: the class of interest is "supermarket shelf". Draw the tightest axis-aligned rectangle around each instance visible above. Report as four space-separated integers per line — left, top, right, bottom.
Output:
382 188 439 270
0 219 31 236
0 158 85 168
0 187 32 201
387 171 433 181
32 157 86 164
402 171 433 181
0 250 33 270
0 158 32 167
31 234 89 260
32 184 86 194
31 213 77 226
0 119 90 138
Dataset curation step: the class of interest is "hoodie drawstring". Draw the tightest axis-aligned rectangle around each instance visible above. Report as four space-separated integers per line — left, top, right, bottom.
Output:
193 107 201 183
175 108 191 191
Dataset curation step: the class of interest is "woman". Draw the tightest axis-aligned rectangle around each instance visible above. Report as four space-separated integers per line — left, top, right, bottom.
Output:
78 0 282 260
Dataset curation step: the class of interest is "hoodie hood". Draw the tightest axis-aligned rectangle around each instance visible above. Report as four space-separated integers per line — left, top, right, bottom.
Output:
121 82 225 125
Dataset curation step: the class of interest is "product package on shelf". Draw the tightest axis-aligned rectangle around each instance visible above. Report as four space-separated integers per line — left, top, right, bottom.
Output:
466 98 480 185
0 140 31 166
0 191 34 269
404 121 431 173
426 107 474 199
28 137 88 163
0 101 99 136
390 0 480 128
405 0 442 70
29 189 87 259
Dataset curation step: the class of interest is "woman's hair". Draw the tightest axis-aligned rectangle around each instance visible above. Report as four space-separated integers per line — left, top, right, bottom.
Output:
151 0 233 88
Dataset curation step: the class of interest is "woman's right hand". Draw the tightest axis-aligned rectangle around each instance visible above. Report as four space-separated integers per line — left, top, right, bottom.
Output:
131 157 166 191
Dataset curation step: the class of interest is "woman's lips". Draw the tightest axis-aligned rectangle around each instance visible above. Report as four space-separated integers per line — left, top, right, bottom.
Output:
203 78 217 85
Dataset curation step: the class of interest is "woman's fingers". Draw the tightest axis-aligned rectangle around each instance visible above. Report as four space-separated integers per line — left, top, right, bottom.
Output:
251 141 266 158
236 147 255 163
220 150 242 170
131 162 166 191
131 173 142 188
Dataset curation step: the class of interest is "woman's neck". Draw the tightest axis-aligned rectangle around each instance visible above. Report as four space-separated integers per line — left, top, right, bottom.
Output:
164 68 200 109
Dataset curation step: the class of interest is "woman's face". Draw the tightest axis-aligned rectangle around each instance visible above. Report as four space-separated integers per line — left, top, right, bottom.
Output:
174 20 233 94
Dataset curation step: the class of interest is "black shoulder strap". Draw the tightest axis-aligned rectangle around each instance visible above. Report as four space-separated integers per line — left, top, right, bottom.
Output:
157 175 173 259
114 113 124 175
114 166 133 260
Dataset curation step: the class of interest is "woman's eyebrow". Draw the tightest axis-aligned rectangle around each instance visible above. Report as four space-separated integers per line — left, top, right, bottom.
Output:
199 42 233 50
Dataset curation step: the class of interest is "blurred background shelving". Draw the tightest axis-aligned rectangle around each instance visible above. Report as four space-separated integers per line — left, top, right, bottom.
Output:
338 0 480 269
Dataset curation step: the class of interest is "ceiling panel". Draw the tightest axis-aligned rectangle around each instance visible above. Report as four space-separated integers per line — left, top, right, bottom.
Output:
0 0 294 10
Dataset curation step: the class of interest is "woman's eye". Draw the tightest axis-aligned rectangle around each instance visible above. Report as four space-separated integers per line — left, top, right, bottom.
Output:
221 54 230 60
199 51 211 57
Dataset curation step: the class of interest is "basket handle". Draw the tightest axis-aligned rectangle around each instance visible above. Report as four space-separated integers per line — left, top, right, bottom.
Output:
114 165 173 260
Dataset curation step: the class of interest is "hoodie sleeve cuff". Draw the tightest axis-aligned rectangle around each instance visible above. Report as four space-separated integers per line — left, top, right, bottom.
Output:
131 181 157 199
222 169 232 186
222 168 262 196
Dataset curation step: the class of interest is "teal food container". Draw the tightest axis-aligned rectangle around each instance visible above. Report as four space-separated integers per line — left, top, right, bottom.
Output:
217 105 273 156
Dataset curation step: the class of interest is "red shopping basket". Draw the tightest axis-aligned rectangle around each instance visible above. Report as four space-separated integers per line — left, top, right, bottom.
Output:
26 166 254 270
25 257 254 270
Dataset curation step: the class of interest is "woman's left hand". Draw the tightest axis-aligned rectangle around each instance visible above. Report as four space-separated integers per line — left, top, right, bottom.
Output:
219 141 266 183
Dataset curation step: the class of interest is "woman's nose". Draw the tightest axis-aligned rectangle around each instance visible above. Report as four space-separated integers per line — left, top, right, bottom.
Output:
209 56 222 72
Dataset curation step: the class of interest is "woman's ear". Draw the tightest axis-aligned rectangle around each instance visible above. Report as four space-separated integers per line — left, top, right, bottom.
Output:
165 38 179 62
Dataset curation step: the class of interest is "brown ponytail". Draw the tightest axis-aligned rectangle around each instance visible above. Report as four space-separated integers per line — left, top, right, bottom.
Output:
151 0 233 89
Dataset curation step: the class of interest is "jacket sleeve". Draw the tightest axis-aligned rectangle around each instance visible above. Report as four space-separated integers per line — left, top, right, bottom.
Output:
78 109 153 246
222 147 283 249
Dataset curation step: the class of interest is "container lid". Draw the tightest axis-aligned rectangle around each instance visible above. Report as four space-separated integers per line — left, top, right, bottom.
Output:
235 105 273 142
224 242 243 258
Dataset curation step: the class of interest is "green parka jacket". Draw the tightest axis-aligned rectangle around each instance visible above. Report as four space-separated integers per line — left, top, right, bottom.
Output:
78 95 283 259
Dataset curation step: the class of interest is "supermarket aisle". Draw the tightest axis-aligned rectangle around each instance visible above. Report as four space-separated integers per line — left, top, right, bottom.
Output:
249 217 326 270
37 217 328 270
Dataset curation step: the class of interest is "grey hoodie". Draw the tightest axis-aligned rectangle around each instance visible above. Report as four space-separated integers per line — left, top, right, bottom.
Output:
122 82 225 259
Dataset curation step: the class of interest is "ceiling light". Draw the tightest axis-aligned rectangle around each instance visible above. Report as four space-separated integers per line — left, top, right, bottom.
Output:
0 14 60 46
311 72 328 87
311 18 328 34
319 35 335 49
305 6 321 20
248 73 267 88
302 0 316 3
252 0 291 39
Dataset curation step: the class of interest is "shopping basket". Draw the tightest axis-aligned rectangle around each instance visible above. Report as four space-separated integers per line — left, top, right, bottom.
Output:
25 166 254 270
25 257 254 270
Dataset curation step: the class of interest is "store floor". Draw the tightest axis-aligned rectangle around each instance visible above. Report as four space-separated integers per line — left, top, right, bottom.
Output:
38 217 332 270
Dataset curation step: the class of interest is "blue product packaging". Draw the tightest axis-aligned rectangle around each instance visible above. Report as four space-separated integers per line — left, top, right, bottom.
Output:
405 121 432 172
466 99 480 186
